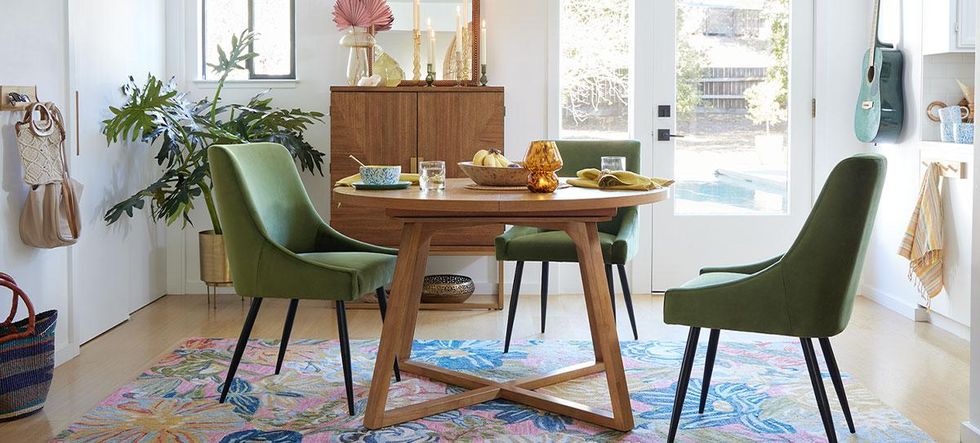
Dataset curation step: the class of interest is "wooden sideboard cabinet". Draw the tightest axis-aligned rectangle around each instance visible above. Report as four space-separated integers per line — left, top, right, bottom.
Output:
329 86 506 249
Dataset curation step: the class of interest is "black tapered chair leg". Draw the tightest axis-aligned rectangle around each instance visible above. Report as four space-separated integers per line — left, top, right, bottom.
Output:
819 337 855 434
616 265 638 340
503 261 525 353
220 297 263 403
667 327 701 443
604 264 616 319
275 299 300 375
336 300 356 416
699 329 720 413
540 261 549 333
801 338 838 443
375 287 401 382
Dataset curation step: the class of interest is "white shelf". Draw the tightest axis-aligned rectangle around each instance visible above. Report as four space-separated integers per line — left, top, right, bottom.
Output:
919 141 974 149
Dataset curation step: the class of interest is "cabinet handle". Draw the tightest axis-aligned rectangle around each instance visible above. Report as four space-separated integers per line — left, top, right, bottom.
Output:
410 157 418 173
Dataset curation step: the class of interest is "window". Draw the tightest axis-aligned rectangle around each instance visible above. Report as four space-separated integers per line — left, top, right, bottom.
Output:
558 0 633 139
202 0 296 80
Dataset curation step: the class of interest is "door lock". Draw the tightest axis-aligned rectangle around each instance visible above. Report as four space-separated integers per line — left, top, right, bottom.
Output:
657 129 685 141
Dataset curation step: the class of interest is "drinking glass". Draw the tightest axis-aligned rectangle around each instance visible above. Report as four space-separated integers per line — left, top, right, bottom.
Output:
419 160 446 191
601 156 627 172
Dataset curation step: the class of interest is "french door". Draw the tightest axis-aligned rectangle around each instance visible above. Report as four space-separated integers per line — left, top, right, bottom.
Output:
635 0 814 290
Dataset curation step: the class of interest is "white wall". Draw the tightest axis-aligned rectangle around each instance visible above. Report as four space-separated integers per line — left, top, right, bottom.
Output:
860 0 973 338
0 0 167 364
966 5 980 440
0 1 75 364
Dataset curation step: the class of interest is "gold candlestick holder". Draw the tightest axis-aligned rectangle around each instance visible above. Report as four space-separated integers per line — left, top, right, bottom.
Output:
455 52 464 86
426 63 435 86
480 64 488 86
413 30 422 81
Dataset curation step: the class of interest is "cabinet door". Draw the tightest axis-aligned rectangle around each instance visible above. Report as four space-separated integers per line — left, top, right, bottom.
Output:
330 92 417 246
418 91 505 246
418 92 505 178
958 0 976 48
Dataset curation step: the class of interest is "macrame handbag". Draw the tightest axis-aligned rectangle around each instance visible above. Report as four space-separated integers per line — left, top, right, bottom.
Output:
15 103 82 249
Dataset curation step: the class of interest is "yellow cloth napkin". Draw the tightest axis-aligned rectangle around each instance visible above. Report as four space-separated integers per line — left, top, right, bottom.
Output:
567 169 674 191
898 162 945 305
335 173 420 187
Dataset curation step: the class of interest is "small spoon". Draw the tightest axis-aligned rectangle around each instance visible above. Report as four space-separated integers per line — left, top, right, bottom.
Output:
349 155 367 168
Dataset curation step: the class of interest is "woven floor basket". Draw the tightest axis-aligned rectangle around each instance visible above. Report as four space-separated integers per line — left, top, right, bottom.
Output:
0 310 56 421
0 273 57 421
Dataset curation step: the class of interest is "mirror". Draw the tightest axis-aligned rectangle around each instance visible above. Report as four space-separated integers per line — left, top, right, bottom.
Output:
374 0 481 85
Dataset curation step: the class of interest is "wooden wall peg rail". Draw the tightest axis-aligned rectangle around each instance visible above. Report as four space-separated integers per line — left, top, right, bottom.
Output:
334 179 669 431
0 85 38 111
922 159 968 179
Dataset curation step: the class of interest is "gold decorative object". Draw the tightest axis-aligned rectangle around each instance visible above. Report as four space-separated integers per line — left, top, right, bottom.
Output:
413 30 422 81
442 23 472 81
421 274 475 304
373 48 404 87
524 140 563 193
199 230 232 308
199 230 231 284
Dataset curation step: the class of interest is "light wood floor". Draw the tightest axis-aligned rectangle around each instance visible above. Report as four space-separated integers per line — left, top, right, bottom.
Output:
0 293 968 442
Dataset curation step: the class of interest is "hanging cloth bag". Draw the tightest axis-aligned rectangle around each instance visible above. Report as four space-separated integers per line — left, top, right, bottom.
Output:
15 102 82 249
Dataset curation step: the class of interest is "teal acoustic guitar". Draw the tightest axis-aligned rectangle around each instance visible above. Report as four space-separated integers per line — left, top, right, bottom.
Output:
854 0 905 144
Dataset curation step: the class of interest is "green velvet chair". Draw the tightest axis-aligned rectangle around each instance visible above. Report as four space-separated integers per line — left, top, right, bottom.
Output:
662 154 887 443
496 140 641 352
209 143 400 416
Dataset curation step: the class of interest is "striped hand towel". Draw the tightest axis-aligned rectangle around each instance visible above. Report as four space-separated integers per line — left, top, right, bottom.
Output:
898 162 944 304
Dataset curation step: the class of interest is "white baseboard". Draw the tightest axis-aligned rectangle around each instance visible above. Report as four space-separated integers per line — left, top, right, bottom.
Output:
860 284 970 340
922 309 971 341
54 343 80 367
180 280 504 297
962 421 980 443
859 284 918 320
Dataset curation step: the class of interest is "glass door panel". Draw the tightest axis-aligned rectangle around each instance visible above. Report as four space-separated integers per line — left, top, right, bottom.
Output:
674 0 791 215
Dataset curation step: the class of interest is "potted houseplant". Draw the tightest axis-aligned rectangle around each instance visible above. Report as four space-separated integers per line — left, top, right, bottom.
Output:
102 31 326 286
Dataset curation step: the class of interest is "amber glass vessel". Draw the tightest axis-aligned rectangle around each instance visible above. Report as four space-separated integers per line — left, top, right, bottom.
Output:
524 140 563 193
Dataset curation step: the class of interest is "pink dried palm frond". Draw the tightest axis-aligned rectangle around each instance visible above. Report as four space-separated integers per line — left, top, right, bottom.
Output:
333 0 395 32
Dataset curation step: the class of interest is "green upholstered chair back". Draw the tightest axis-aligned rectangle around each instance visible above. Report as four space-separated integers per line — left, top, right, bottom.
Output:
209 143 322 292
555 140 641 178
554 140 641 234
781 153 886 336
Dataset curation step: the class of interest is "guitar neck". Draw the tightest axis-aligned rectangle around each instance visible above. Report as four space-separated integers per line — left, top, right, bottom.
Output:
868 0 882 66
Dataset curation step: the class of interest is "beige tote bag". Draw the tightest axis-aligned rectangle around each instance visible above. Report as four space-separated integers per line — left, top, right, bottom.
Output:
16 103 82 249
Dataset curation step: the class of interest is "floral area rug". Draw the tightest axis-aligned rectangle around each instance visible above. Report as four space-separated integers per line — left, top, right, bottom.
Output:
54 339 931 442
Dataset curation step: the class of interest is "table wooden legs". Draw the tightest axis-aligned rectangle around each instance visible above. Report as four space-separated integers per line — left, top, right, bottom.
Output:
363 223 433 428
565 221 634 429
362 220 635 432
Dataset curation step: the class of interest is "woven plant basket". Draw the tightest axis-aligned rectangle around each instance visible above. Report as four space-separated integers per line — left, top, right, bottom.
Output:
0 273 57 421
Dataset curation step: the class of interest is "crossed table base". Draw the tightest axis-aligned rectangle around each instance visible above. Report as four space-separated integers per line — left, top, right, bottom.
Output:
362 212 635 431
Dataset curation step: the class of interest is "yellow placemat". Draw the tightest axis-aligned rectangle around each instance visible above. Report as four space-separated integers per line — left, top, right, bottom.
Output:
567 169 674 191
335 173 420 187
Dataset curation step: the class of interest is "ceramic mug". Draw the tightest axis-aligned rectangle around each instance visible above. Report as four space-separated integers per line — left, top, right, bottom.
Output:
955 122 975 144
939 106 970 142
360 165 401 185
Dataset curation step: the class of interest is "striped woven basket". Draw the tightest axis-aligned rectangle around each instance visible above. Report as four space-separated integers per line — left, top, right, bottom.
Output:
0 273 56 421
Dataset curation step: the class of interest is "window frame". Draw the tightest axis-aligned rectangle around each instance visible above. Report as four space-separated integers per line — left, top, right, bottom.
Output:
200 0 297 80
549 0 636 140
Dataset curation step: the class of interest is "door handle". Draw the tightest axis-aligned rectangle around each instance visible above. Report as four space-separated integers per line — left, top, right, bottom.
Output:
657 129 685 141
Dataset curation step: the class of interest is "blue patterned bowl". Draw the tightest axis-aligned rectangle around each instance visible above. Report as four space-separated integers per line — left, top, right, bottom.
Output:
360 165 401 185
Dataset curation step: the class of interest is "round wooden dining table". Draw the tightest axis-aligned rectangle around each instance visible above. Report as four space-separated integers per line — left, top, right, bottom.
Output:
333 178 669 432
